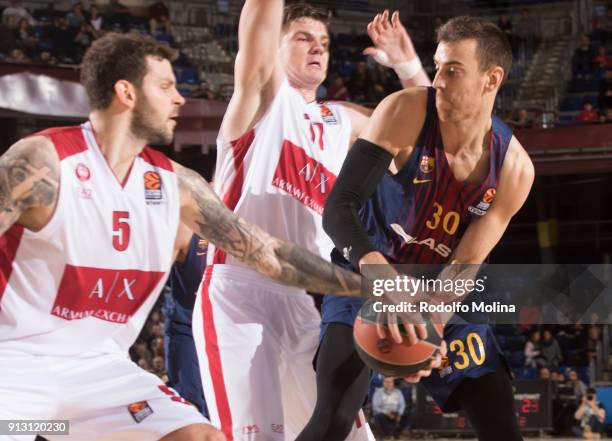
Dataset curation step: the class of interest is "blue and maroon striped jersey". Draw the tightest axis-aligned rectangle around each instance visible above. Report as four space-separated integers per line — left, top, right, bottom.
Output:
357 87 512 264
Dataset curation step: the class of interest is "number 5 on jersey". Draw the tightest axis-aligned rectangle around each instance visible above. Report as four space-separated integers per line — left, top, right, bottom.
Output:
112 211 130 251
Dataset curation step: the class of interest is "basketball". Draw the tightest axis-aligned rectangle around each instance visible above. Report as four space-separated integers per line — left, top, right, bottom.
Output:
353 300 445 376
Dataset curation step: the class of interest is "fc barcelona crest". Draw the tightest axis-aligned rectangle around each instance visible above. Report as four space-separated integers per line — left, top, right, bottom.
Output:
419 155 434 174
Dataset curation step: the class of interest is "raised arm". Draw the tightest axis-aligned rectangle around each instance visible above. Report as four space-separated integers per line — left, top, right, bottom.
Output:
0 136 59 236
175 163 362 296
222 0 285 141
343 11 430 141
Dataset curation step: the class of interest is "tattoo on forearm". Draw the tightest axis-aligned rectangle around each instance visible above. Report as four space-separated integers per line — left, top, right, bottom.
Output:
0 138 59 234
177 166 362 296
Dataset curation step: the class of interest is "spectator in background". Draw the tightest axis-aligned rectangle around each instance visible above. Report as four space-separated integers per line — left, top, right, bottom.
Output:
372 377 408 440
599 70 612 110
149 1 172 36
35 49 57 65
0 16 18 55
50 16 77 62
14 18 37 57
567 369 588 398
74 22 98 61
573 35 594 80
604 108 612 123
498 14 513 46
327 75 349 101
514 8 538 55
192 81 217 100
138 358 151 371
152 355 166 377
539 367 551 380
6 47 29 63
2 0 34 27
573 388 605 439
541 329 564 367
587 325 601 360
577 102 599 124
348 60 372 103
67 2 86 29
510 108 533 129
593 46 611 70
370 63 399 95
524 330 545 368
106 0 131 31
89 4 104 32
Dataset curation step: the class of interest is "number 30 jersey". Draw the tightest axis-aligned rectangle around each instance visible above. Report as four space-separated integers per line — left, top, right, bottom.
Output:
211 79 352 266
359 87 512 265
0 122 180 356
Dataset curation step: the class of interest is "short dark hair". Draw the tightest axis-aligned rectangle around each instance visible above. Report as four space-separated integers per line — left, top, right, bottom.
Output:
80 32 178 110
282 4 330 31
437 16 512 83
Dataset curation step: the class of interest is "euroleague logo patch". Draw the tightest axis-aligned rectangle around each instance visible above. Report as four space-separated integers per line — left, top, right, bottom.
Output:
128 400 154 423
75 162 91 182
143 171 163 204
319 104 337 124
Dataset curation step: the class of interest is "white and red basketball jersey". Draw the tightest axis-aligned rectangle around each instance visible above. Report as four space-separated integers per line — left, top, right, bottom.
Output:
212 79 352 265
0 122 180 356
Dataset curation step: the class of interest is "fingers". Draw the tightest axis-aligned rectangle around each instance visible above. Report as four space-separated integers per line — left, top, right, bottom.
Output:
388 313 403 344
391 10 400 28
416 323 427 340
380 10 390 32
439 340 448 357
404 323 418 345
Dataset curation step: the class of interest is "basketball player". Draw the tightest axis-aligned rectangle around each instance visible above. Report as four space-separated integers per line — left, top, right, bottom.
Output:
0 33 365 441
322 16 534 441
192 2 432 440
165 224 209 416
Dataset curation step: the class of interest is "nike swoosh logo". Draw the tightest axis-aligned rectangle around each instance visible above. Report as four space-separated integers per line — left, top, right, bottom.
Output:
412 178 432 184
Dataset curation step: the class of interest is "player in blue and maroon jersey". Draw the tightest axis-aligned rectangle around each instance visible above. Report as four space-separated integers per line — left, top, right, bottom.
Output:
317 16 534 441
165 224 209 417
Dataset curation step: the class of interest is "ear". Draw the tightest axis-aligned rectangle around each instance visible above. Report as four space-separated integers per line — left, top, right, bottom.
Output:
113 79 137 109
484 66 504 93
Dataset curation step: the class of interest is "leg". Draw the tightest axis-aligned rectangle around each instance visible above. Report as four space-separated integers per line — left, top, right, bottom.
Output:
193 271 285 441
160 423 225 441
373 414 394 437
450 365 523 441
295 323 371 441
165 324 208 417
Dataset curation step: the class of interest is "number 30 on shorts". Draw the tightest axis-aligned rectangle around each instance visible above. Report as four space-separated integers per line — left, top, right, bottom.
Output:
448 332 486 369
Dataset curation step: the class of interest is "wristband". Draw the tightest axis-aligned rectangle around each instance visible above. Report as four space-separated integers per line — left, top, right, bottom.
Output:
371 49 422 80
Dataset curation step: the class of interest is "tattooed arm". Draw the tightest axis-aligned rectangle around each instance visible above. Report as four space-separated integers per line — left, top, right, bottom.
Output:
0 136 59 235
175 163 363 296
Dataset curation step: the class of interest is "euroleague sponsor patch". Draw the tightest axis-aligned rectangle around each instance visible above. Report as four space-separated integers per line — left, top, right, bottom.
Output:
128 400 154 423
144 171 162 203
319 104 337 124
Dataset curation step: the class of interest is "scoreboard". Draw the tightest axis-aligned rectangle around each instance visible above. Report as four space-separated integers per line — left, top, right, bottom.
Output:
415 380 553 433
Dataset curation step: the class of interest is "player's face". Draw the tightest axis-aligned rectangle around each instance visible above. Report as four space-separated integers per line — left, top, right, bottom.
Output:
131 56 185 145
280 18 330 90
432 39 489 122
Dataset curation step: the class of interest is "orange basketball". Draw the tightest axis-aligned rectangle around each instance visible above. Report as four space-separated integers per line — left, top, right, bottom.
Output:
353 300 444 376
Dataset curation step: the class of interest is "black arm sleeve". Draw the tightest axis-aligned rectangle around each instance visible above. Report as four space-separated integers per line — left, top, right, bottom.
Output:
322 138 393 268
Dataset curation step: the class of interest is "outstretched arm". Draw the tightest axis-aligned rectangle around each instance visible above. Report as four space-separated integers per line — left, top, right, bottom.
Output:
364 10 430 89
175 163 362 296
0 136 59 236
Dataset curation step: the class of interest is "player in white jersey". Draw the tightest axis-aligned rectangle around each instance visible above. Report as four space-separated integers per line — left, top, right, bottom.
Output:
0 32 366 441
193 2 431 440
